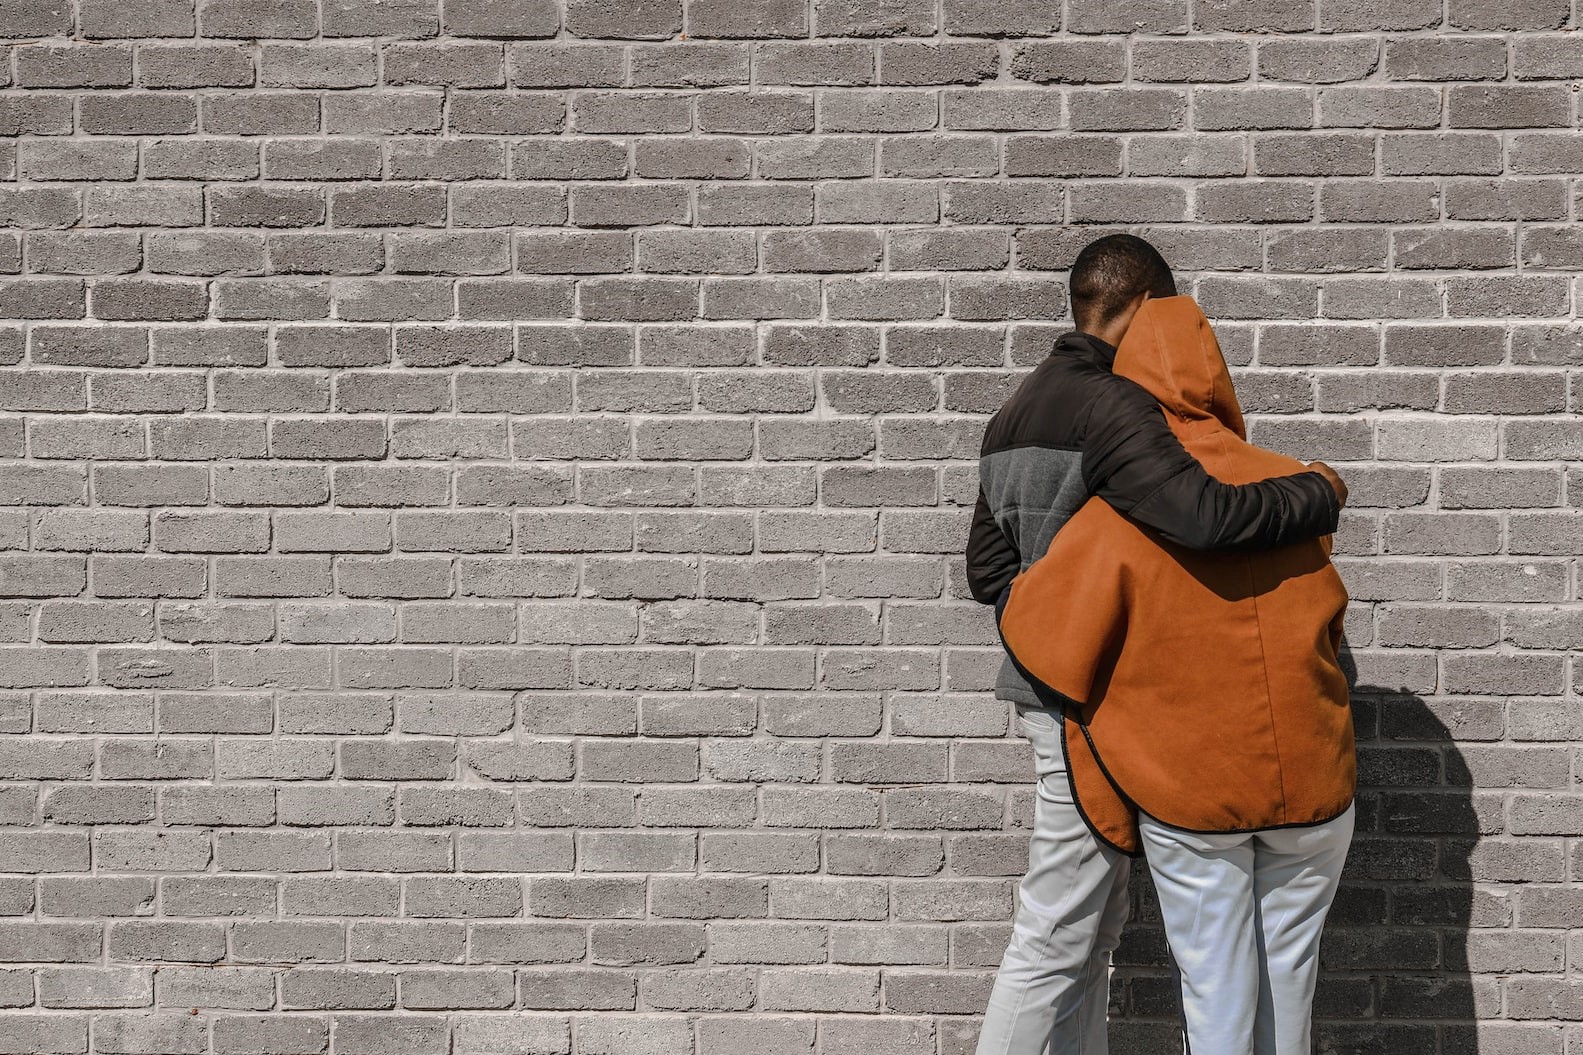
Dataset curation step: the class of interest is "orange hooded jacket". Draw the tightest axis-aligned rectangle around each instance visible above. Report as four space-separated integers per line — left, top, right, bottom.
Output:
995 295 1356 856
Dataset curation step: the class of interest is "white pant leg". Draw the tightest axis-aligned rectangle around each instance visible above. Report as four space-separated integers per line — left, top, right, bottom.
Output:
976 702 1133 1055
1251 805 1355 1055
1137 817 1260 1055
1139 808 1354 1055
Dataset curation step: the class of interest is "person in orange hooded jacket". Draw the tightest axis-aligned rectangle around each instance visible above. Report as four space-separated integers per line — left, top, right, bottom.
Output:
996 294 1357 1055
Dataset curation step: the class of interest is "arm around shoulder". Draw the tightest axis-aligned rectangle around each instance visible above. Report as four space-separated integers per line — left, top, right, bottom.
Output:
1081 378 1341 551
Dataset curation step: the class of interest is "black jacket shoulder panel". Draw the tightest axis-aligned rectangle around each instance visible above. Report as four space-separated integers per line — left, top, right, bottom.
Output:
967 333 1115 610
979 341 1114 459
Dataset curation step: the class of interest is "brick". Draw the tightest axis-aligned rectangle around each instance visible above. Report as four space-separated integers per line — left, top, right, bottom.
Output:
1319 85 1440 129
1386 36 1507 80
1392 227 1513 273
942 0 1060 36
942 89 1062 131
1445 274 1569 318
1318 179 1438 223
1070 88 1185 132
1194 86 1312 132
761 967 879 1011
16 44 133 88
879 43 997 86
1255 133 1375 176
1259 38 1380 83
1382 512 1501 556
1196 181 1315 224
384 43 505 88
1449 0 1568 29
1451 85 1570 129
1065 0 1184 32
1010 41 1125 84
1383 132 1504 176
1134 39 1248 83
1194 0 1312 31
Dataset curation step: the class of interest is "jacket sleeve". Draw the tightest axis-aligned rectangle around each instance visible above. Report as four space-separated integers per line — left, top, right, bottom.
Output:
966 485 1020 604
1079 375 1341 551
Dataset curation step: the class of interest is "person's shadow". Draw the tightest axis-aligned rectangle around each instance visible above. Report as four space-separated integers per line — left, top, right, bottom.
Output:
1105 637 1480 1054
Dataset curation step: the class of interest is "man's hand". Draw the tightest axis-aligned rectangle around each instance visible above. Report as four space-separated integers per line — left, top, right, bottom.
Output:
1306 461 1348 508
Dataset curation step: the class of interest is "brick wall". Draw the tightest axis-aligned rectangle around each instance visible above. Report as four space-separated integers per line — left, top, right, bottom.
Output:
1 1 1580 1052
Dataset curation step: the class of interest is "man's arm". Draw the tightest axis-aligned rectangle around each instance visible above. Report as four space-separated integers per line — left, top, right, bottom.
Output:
1080 377 1341 550
966 485 1019 604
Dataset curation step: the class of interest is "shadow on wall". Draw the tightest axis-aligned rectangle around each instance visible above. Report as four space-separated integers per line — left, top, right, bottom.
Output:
1105 638 1480 1055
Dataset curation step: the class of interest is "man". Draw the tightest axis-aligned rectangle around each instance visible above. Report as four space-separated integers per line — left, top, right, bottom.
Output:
967 234 1348 1055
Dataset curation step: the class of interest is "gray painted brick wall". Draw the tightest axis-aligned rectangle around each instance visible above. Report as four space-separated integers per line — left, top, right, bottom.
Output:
0 1 1579 1052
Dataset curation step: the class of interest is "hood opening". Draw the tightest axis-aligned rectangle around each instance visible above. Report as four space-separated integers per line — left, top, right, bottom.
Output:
1112 295 1246 439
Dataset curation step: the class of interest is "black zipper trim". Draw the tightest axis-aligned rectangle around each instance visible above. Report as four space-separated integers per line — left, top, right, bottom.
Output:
1060 717 1144 859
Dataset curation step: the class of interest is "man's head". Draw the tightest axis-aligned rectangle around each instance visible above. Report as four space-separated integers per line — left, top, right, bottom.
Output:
1069 234 1177 347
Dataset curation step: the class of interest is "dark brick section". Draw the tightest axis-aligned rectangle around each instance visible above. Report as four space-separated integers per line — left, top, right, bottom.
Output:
0 3 1579 1052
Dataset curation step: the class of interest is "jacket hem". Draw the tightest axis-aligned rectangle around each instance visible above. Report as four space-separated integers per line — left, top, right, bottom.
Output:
1069 697 1357 842
1128 797 1360 839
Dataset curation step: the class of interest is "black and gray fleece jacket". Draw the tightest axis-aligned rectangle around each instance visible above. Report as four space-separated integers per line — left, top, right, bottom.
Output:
967 330 1341 707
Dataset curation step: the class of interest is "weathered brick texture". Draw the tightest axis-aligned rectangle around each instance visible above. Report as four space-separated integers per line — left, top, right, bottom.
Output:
0 2 1579 1052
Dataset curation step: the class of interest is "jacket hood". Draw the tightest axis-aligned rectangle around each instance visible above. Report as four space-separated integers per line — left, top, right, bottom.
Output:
1113 295 1246 439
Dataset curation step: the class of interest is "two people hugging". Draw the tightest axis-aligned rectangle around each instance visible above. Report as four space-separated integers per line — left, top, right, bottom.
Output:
968 235 1356 1055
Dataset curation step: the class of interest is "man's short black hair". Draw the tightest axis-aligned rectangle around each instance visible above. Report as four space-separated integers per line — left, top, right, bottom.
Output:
1069 234 1176 331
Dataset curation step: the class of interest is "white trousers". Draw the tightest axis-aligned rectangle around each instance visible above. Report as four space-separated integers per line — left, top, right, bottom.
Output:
1139 804 1355 1055
976 702 1132 1055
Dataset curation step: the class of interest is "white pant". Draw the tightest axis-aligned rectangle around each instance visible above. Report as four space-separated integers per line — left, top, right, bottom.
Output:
1139 804 1355 1055
976 702 1132 1055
